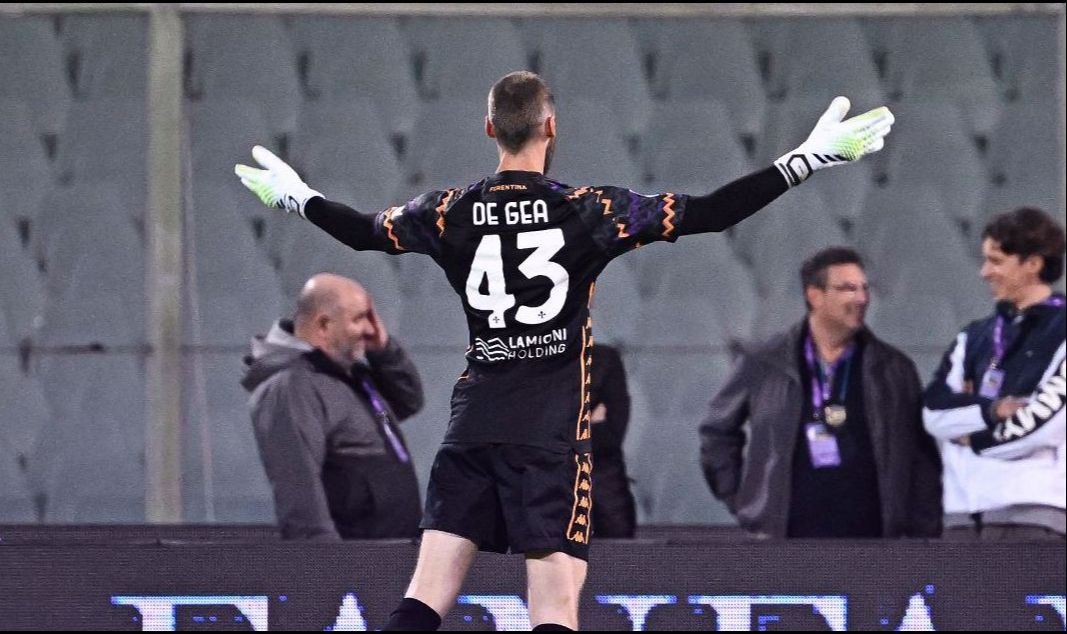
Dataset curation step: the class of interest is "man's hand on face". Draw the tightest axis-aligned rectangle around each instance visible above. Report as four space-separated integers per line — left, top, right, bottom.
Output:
365 299 390 353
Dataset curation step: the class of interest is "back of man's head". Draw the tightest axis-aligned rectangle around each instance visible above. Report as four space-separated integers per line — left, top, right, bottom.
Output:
488 71 555 154
293 273 366 334
294 281 340 332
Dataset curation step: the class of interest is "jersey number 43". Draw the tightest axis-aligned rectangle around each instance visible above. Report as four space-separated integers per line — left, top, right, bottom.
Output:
465 228 569 329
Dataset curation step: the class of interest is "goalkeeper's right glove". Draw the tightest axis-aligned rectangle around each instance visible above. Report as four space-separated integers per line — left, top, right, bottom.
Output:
235 145 323 218
774 96 894 188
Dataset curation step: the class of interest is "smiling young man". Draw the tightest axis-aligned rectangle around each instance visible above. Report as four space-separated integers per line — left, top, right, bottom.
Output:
924 207 1066 541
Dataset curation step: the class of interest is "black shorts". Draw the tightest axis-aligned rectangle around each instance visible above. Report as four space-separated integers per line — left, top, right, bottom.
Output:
421 443 593 561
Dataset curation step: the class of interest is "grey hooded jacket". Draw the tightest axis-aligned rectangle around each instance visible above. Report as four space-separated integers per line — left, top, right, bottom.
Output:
242 320 424 540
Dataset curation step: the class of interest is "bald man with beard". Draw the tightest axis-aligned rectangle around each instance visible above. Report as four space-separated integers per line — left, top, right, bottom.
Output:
242 273 425 540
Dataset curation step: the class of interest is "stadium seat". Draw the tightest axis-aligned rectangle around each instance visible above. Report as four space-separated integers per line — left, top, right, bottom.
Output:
37 283 146 351
630 234 758 346
590 261 642 347
44 449 143 523
980 177 1065 233
628 353 735 524
291 99 401 203
620 379 655 523
36 226 146 349
398 281 471 348
543 99 641 189
857 184 980 312
191 176 274 260
978 15 1059 103
185 15 301 136
986 102 1063 209
62 14 148 98
278 225 403 327
0 442 37 522
0 16 70 138
638 19 765 143
885 99 986 226
655 359 737 525
752 17 884 104
0 99 52 229
874 17 1000 137
733 189 850 297
30 354 145 510
396 251 448 296
526 18 652 141
188 98 272 182
892 263 990 327
633 296 730 360
750 289 808 342
34 183 144 298
0 227 46 345
55 97 148 187
0 358 51 471
404 17 529 99
403 98 498 197
398 349 468 491
867 293 961 382
0 311 9 348
182 352 273 522
393 251 467 348
185 184 284 347
643 99 752 195
262 177 369 270
289 16 418 144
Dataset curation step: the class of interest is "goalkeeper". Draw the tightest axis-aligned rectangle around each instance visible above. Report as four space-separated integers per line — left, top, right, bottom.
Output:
236 72 893 631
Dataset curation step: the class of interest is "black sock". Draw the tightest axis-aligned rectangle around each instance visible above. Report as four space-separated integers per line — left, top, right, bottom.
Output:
532 624 573 631
384 597 441 631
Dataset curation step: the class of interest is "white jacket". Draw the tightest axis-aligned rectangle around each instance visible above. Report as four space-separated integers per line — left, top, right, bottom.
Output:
923 336 1065 514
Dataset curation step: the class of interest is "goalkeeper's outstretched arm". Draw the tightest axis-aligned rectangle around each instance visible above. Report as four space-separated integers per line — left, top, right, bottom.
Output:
234 97 893 242
677 96 894 235
235 145 382 251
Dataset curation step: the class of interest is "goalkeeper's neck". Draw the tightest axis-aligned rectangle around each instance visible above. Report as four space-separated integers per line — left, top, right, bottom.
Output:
495 144 550 174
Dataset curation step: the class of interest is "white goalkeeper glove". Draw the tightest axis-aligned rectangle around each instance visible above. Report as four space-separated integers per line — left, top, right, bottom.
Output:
235 146 323 218
774 96 894 188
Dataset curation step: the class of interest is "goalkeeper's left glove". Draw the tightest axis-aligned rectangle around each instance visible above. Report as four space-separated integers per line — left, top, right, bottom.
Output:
235 145 323 218
774 96 894 188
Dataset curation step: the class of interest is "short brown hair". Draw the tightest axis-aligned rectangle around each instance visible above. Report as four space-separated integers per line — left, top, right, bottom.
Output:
800 247 865 291
982 207 1065 284
488 71 554 154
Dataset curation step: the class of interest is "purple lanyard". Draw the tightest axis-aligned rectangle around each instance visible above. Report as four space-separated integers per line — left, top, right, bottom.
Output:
804 334 855 411
990 316 1007 368
991 295 1065 368
360 377 410 463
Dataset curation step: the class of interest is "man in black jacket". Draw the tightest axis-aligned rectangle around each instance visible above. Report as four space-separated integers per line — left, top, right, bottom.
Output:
588 344 636 539
700 247 941 538
242 273 424 540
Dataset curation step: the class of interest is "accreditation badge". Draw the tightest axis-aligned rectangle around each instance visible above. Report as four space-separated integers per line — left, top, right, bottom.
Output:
978 367 1005 400
805 422 841 469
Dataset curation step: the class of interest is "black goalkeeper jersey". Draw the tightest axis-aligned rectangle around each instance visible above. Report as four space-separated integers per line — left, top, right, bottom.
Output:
305 166 788 452
331 171 686 451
